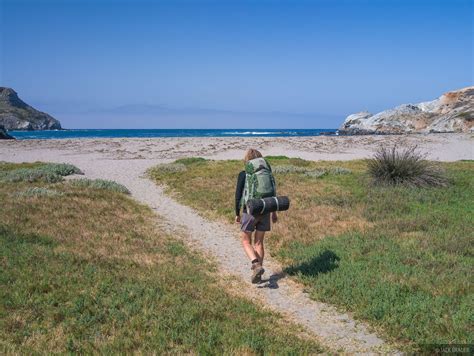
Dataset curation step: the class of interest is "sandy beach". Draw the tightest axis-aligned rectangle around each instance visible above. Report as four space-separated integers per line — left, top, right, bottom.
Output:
1 133 472 163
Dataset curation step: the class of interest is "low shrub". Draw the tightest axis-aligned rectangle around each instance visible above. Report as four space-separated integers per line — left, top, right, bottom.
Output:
367 145 448 187
15 187 64 197
43 163 83 176
273 165 311 174
68 178 130 194
0 163 83 183
2 168 63 183
331 167 352 175
304 170 328 178
175 157 208 165
151 163 187 173
274 165 349 178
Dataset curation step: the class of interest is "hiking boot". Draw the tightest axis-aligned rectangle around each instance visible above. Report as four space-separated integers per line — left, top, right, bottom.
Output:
251 262 264 284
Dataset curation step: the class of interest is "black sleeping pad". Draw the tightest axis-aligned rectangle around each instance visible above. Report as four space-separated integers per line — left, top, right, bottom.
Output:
246 196 290 215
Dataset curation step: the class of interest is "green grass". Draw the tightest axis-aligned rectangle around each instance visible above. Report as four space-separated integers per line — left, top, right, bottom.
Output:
148 157 474 350
0 162 323 354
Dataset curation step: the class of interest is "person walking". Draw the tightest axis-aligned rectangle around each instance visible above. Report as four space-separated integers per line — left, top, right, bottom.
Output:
235 148 278 283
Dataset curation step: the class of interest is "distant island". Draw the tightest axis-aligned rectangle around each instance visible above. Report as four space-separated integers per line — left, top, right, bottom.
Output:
0 87 62 131
339 86 474 135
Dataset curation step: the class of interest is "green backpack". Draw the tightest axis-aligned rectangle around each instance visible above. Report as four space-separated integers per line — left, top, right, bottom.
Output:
241 157 276 209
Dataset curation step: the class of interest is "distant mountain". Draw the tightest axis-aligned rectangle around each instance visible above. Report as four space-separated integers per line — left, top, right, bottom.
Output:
0 87 62 130
339 86 474 134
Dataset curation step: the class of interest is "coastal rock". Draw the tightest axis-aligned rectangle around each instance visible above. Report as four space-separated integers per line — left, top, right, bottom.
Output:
339 86 474 134
0 87 62 130
0 124 15 139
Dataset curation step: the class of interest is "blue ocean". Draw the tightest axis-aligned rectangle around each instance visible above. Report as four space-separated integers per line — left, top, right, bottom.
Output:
9 129 337 140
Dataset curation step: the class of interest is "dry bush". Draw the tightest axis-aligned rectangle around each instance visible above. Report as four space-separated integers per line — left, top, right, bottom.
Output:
367 145 448 187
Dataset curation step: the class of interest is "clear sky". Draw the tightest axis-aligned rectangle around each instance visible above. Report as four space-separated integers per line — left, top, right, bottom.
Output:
1 0 472 129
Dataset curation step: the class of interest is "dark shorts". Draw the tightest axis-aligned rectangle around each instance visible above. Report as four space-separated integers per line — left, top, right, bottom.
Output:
241 212 271 232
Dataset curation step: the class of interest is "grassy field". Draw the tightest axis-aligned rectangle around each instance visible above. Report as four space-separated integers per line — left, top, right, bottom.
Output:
148 157 474 349
0 162 324 354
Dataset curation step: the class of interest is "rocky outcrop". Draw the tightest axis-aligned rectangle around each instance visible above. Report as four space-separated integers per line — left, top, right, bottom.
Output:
339 86 474 134
0 87 62 130
0 124 15 139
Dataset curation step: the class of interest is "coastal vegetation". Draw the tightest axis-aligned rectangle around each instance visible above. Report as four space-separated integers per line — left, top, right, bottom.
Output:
148 156 473 349
367 145 448 187
68 178 131 194
0 162 82 183
0 162 324 353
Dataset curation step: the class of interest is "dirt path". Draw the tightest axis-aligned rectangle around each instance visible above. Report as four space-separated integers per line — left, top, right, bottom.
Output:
1 140 402 353
134 182 395 354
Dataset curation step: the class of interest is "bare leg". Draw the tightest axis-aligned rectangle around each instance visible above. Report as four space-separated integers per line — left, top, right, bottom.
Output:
254 230 265 265
240 231 258 261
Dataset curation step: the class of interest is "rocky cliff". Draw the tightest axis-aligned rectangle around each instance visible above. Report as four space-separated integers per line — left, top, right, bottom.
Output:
0 124 15 139
0 87 62 130
339 86 474 134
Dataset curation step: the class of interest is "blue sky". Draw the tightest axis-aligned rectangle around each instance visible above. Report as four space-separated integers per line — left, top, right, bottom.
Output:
1 0 472 129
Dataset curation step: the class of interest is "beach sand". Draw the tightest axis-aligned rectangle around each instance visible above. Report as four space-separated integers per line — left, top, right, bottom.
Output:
0 133 472 353
1 132 472 163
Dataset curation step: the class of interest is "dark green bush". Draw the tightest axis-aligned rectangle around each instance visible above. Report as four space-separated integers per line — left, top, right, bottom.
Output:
44 163 83 176
367 145 448 187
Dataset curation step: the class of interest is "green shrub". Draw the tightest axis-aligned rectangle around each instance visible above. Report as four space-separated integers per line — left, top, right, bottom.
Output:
174 157 208 165
273 165 311 174
0 161 45 172
304 169 328 178
68 179 130 194
331 167 352 175
14 187 63 197
2 168 63 183
152 163 187 173
368 145 448 187
0 163 83 183
43 163 83 176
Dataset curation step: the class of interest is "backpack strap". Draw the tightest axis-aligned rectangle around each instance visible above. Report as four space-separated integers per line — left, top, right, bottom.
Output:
273 196 279 211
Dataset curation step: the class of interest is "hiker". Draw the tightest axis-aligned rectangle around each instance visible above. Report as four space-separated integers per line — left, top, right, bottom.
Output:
235 148 278 283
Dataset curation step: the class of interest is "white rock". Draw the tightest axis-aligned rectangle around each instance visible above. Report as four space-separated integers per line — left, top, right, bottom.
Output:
339 86 474 134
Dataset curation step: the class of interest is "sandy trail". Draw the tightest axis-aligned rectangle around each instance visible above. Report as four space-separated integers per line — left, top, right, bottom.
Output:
2 134 471 352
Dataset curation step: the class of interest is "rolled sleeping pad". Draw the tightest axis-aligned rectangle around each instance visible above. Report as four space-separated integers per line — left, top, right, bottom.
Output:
246 196 290 215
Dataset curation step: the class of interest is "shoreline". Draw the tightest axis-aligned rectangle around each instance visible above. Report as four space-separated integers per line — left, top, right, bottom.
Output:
1 133 472 162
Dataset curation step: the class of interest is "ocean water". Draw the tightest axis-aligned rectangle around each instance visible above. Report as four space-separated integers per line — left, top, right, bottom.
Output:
9 128 337 140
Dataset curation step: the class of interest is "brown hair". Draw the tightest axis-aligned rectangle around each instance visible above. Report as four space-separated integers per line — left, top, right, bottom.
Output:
244 148 263 162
